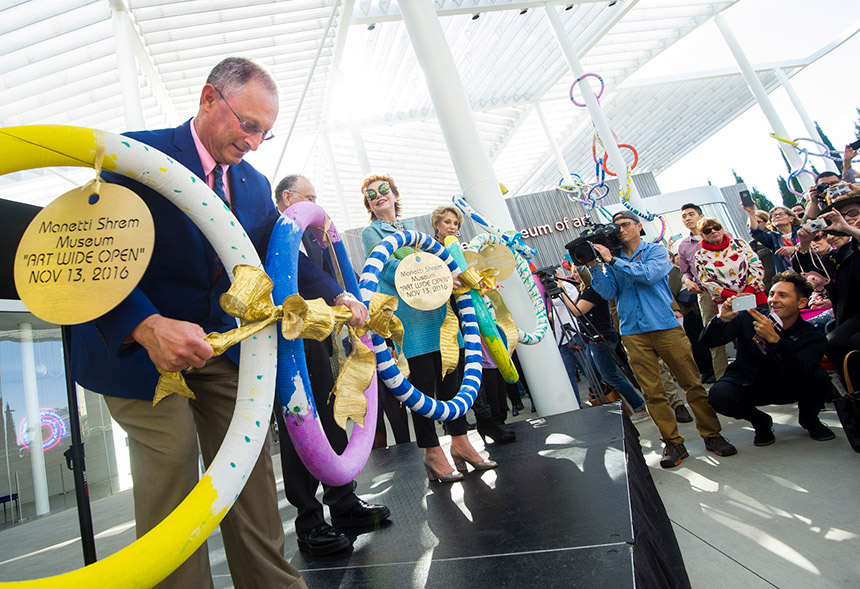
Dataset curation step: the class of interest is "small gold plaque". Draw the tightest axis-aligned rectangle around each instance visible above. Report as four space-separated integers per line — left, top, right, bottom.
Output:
479 244 516 281
462 250 487 273
395 252 453 311
14 183 155 325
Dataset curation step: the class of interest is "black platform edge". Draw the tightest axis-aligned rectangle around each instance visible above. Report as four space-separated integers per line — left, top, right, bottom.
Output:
291 404 690 589
622 413 692 589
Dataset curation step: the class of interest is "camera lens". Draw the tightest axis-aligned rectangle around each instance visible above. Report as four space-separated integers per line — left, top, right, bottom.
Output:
815 183 830 193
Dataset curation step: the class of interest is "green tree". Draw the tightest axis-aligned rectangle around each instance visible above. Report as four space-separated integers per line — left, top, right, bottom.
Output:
732 169 774 210
751 186 775 211
779 150 803 194
815 120 842 171
777 176 797 207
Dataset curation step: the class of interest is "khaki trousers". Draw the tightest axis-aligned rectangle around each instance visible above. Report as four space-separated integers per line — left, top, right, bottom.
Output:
698 291 728 379
622 327 722 445
105 356 306 589
660 360 684 409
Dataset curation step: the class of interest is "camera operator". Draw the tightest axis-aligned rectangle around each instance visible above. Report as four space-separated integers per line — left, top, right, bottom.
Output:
793 194 860 384
559 266 648 422
586 211 737 468
803 171 860 221
547 268 583 405
701 272 834 445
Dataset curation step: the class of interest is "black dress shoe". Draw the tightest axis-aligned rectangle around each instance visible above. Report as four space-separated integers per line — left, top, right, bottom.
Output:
297 523 351 556
330 498 391 528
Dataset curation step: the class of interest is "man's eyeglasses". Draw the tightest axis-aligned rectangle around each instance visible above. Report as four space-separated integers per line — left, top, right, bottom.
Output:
701 224 723 235
615 220 636 229
213 87 274 141
770 211 788 219
841 208 860 219
364 182 390 201
811 233 826 241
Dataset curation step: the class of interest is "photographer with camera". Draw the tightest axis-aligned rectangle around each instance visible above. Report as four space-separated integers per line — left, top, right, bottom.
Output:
793 194 860 385
694 217 766 310
558 265 649 422
701 271 834 445
802 170 860 221
583 211 737 468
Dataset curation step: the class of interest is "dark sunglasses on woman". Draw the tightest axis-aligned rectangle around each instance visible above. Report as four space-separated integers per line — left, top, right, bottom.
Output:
701 224 722 235
364 182 390 201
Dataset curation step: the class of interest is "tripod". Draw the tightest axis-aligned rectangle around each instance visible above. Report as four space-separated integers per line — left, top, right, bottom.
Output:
542 276 639 406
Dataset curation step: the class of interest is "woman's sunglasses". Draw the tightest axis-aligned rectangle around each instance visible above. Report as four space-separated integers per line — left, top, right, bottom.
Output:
812 233 826 241
364 182 390 201
701 224 722 235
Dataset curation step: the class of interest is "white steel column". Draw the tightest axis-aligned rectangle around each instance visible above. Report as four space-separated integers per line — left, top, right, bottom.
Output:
535 102 574 187
544 5 652 230
715 14 812 191
349 120 372 176
19 323 50 516
320 131 353 229
109 0 145 130
400 1 578 415
775 68 839 174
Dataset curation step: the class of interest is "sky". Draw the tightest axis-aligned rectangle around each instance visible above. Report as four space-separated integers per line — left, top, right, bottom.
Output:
645 0 860 200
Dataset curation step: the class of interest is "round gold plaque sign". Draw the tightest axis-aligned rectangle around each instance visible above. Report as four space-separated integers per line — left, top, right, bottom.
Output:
479 243 516 281
395 252 453 311
14 183 155 325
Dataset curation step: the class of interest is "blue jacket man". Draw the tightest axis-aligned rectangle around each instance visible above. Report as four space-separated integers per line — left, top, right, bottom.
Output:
587 210 736 469
67 58 347 589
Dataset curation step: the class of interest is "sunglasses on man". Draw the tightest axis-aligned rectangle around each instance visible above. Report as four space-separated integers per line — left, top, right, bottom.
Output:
701 224 722 235
364 182 390 201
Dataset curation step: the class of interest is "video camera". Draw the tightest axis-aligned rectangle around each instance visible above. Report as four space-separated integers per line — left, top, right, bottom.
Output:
564 220 622 265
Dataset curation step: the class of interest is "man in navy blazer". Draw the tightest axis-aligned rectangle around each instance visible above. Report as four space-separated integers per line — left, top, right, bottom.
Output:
701 270 835 446
69 58 363 589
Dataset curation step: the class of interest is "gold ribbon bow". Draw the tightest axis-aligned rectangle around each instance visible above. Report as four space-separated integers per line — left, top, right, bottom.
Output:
444 262 519 368
153 265 402 431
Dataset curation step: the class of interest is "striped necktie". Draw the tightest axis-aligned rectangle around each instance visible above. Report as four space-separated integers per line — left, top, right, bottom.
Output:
212 165 228 280
212 165 229 207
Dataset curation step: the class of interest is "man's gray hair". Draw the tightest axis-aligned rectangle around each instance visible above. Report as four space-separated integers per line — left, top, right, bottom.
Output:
206 57 278 98
274 174 307 205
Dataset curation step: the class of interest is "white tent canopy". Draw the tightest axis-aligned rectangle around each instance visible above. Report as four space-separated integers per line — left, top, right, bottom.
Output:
0 0 855 229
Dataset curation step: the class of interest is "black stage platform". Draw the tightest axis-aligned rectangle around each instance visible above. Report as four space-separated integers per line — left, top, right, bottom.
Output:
292 404 690 589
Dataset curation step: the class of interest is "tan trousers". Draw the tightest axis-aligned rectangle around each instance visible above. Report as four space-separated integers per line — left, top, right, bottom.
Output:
660 360 685 409
699 291 728 379
105 356 306 589
622 327 722 445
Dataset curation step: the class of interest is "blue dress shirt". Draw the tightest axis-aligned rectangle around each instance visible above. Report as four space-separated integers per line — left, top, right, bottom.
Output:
589 240 678 336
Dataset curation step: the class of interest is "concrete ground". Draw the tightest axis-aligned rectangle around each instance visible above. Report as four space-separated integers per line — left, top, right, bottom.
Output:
0 396 857 588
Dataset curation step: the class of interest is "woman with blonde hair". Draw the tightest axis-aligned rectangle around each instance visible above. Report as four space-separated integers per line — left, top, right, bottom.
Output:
742 201 801 273
360 176 496 482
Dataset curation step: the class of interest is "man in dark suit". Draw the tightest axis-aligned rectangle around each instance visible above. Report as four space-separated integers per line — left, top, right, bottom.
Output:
702 270 835 447
272 175 389 556
69 58 364 588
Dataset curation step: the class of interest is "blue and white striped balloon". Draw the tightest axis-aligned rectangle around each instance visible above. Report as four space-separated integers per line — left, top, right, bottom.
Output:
359 230 482 420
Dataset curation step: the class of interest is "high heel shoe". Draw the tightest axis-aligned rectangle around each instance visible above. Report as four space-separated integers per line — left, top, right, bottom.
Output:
450 451 497 473
476 420 517 444
423 460 464 483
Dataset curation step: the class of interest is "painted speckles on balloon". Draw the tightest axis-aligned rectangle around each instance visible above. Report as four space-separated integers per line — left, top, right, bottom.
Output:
256 374 263 380
255 421 261 427
191 175 197 183
244 436 251 443
230 462 236 468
